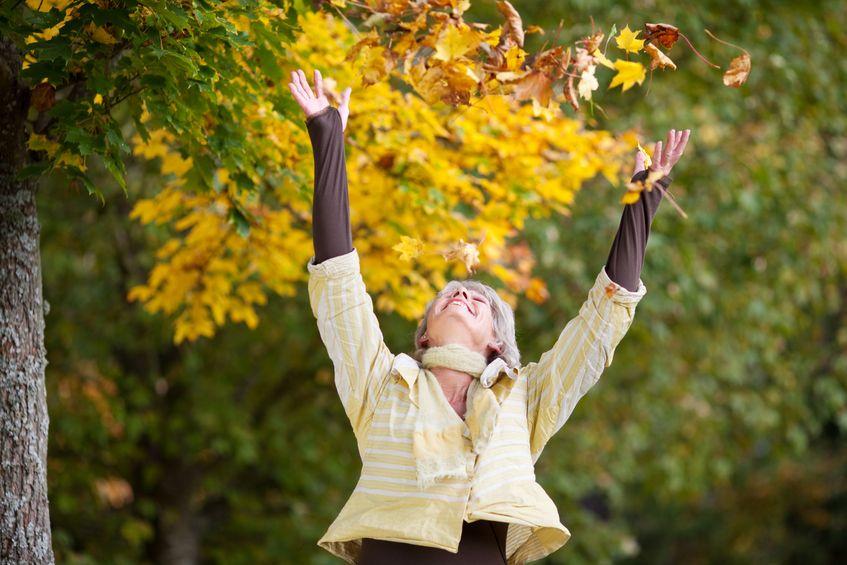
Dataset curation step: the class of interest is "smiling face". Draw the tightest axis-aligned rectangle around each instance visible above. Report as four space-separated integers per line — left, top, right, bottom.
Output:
421 283 501 359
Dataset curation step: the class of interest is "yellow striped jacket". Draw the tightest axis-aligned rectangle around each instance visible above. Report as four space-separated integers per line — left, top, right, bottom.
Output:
307 247 646 564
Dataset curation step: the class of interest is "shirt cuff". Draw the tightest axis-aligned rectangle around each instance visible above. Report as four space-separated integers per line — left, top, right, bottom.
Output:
305 105 334 126
597 264 647 305
307 247 360 278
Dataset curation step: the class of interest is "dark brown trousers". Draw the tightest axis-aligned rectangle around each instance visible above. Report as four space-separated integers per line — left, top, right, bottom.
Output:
359 519 509 564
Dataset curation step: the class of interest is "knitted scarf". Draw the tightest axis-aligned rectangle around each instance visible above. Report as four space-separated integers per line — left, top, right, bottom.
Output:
414 343 502 489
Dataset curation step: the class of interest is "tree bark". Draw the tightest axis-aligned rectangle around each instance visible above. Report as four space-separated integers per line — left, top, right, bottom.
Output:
0 36 55 564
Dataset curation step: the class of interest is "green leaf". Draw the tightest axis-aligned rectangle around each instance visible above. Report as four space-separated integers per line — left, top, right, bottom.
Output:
228 206 251 237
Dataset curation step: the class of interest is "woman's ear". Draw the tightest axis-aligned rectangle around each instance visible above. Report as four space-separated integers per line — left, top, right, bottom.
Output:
419 333 429 347
488 340 503 355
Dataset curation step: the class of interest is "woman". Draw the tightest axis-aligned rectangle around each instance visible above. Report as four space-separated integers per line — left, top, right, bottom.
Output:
289 68 689 564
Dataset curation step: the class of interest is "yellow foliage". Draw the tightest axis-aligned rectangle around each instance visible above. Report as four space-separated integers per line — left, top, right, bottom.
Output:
614 25 645 54
608 59 647 92
127 10 637 343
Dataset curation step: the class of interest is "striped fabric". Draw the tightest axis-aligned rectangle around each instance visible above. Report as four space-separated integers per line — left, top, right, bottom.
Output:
307 247 646 564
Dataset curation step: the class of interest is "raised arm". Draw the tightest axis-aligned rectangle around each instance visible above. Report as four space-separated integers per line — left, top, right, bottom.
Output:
290 69 396 442
524 129 690 462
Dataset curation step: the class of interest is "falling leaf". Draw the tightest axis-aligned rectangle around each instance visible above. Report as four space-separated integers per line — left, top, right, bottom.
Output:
643 23 680 49
644 43 676 70
615 25 645 54
608 59 646 91
636 142 652 168
496 0 524 48
723 51 751 87
591 47 615 69
434 23 481 61
393 236 424 261
577 64 599 100
604 281 620 298
512 70 553 106
442 239 481 274
533 45 568 78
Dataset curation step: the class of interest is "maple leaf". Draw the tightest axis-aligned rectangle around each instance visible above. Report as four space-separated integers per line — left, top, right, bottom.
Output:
434 23 481 61
442 239 481 274
608 59 646 91
643 23 680 49
615 25 645 54
512 70 553 106
644 43 677 70
723 52 751 87
393 236 424 262
636 142 652 168
85 22 118 45
591 47 615 69
577 65 599 100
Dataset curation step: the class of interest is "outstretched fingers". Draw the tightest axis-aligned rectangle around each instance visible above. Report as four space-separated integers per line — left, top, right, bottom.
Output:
289 70 308 103
297 69 314 98
314 69 324 99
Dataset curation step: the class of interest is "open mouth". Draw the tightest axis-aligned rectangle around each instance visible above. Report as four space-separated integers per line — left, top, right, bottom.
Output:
443 298 475 317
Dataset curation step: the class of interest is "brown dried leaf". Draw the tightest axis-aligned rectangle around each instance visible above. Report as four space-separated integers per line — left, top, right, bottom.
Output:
581 30 605 53
643 23 680 49
496 0 524 48
31 82 55 112
644 43 677 70
565 74 579 111
723 51 751 87
442 239 481 274
512 70 553 106
533 45 568 79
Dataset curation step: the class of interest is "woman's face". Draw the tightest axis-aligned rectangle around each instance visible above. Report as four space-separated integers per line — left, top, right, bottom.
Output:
423 284 500 357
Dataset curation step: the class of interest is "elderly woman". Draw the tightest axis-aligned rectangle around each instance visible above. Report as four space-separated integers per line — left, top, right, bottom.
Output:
289 68 689 564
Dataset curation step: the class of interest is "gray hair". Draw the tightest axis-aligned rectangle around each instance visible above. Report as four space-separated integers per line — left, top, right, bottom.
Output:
412 279 520 368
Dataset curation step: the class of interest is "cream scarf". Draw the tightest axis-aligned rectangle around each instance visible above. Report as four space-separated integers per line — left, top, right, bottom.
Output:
414 343 503 489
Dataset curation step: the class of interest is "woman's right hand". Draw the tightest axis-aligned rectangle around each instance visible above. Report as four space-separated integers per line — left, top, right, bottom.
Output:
288 68 352 132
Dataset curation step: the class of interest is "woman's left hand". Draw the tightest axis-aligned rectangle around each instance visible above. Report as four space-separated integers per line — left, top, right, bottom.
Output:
635 128 692 177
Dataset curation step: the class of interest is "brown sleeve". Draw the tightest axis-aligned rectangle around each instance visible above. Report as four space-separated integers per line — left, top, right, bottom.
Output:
305 106 353 265
604 169 673 292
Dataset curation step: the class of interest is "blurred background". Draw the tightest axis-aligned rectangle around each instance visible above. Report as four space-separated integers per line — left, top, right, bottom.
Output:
43 0 846 563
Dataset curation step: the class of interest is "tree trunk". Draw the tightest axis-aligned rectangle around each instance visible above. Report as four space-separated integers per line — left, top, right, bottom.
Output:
0 36 55 564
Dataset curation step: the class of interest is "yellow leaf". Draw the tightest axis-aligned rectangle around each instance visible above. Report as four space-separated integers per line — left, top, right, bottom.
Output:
27 132 59 156
591 48 615 70
621 190 641 204
608 60 646 92
433 24 480 62
85 23 118 45
614 25 644 54
442 239 480 274
393 236 424 261
637 142 652 169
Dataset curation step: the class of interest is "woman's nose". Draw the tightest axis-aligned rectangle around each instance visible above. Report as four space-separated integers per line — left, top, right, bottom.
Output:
453 288 469 299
